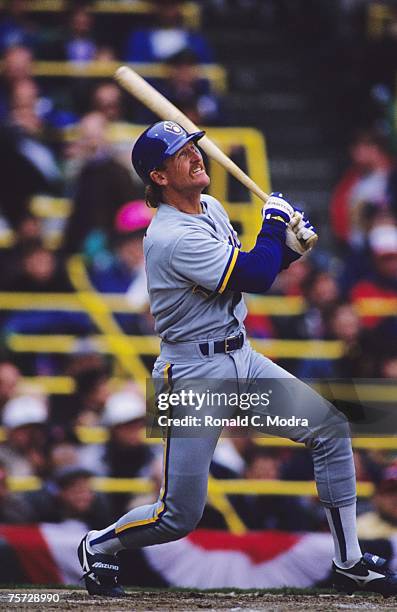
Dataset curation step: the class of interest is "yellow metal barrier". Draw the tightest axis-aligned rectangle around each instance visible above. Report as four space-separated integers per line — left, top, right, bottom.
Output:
5 475 375 498
67 255 150 389
7 333 344 361
17 61 227 94
0 1 201 29
1 292 396 318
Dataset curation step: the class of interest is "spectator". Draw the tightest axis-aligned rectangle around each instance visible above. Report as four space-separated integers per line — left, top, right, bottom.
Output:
357 462 397 539
136 49 223 125
280 267 340 341
326 303 377 377
90 81 125 123
63 112 139 254
330 130 395 250
3 240 72 293
47 3 114 64
25 465 113 529
0 91 61 228
0 44 33 121
124 0 214 64
234 447 318 531
80 388 156 516
0 361 20 415
50 358 111 434
88 200 154 333
0 459 33 522
350 224 397 328
0 395 49 477
0 1 38 54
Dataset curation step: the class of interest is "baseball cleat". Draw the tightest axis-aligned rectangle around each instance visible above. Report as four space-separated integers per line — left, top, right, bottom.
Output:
78 534 125 597
332 553 397 597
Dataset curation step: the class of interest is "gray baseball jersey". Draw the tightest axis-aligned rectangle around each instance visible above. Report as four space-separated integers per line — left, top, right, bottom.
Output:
143 194 247 342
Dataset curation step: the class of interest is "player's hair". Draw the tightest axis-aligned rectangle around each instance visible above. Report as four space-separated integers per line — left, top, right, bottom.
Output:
145 182 163 209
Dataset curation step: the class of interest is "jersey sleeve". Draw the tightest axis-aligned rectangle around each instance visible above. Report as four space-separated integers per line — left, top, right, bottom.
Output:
170 230 239 294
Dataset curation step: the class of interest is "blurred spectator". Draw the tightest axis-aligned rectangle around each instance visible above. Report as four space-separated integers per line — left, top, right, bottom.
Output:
0 1 38 54
48 3 114 64
80 387 156 516
326 303 377 377
350 224 397 328
0 395 49 476
0 93 61 228
0 45 33 120
63 112 138 254
211 437 252 479
357 462 397 538
0 459 33 522
0 361 20 414
330 130 395 250
124 0 214 64
50 357 111 434
90 81 125 123
280 268 340 341
88 200 153 333
25 465 113 529
234 447 318 531
380 354 397 378
136 49 223 125
2 240 72 292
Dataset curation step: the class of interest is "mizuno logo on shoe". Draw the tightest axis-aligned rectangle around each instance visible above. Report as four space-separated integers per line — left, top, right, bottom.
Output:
92 562 119 571
336 568 385 584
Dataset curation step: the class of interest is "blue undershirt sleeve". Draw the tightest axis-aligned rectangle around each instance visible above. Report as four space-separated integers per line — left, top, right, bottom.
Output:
227 219 287 294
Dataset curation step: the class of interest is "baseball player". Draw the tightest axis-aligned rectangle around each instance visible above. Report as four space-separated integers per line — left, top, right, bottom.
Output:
78 121 397 597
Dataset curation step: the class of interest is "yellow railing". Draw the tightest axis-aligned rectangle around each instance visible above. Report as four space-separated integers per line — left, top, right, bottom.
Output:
11 61 227 94
0 1 201 28
0 292 395 317
5 475 375 498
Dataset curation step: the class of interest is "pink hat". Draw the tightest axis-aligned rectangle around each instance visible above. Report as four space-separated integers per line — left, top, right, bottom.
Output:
115 200 153 234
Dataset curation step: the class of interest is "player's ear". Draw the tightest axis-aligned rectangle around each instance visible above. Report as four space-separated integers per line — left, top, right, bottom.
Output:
150 169 168 187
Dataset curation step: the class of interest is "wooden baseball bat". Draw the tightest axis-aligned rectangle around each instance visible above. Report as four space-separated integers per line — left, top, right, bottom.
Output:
114 66 317 248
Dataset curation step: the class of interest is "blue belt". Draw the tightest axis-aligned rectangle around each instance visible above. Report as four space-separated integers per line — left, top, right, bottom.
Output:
199 332 245 356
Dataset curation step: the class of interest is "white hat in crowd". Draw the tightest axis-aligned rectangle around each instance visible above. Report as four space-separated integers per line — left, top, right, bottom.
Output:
102 390 146 427
369 224 397 256
2 395 48 429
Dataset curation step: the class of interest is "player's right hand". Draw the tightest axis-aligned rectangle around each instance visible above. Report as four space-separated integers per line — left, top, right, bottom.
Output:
287 210 318 254
262 192 294 225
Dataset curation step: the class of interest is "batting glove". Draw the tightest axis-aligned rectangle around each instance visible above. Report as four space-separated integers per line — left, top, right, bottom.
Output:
286 210 318 254
262 192 294 225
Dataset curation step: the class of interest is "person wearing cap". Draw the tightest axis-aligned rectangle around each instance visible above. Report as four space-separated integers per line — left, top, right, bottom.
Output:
357 463 397 539
77 389 156 517
0 395 48 477
350 223 397 328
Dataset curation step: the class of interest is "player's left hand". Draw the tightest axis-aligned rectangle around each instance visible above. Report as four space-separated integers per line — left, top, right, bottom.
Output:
287 210 318 255
262 192 294 224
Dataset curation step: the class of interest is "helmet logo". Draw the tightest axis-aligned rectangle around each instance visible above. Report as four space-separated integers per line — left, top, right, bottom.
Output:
163 121 183 134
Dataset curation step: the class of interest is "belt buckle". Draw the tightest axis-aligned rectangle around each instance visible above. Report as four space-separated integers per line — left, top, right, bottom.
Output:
225 335 236 353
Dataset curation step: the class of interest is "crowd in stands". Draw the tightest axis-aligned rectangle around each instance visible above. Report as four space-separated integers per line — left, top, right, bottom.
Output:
0 0 396 546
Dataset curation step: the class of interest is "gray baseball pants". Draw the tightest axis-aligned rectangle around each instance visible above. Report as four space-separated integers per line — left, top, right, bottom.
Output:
114 338 355 548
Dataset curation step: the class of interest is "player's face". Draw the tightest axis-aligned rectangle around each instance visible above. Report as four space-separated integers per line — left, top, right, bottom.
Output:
163 141 210 192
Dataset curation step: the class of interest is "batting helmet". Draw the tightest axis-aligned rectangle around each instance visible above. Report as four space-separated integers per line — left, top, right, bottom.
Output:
131 120 205 184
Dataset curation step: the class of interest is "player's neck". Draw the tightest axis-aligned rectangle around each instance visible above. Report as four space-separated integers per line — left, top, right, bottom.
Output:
164 190 203 215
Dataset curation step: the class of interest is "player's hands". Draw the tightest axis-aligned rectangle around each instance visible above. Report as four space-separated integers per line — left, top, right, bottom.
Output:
287 210 318 254
262 192 294 225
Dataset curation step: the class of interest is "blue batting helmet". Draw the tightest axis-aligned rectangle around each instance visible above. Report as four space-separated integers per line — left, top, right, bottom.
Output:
131 120 205 184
